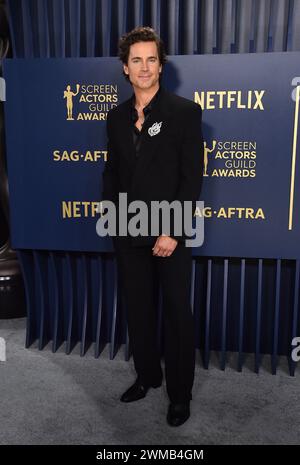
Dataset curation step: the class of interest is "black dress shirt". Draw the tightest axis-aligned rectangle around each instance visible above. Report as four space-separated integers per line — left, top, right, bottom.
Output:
130 87 161 159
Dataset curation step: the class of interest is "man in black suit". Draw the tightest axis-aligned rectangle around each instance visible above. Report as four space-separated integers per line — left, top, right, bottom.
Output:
102 27 204 426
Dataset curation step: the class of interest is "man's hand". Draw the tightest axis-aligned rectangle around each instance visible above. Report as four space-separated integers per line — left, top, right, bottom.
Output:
152 235 178 257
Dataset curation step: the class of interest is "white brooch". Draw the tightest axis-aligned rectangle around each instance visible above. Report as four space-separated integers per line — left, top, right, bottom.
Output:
148 121 162 137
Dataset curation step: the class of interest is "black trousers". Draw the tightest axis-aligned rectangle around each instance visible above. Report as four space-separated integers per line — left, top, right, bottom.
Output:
116 242 195 404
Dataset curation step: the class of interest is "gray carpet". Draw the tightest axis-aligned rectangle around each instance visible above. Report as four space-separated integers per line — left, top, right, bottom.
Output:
0 318 300 445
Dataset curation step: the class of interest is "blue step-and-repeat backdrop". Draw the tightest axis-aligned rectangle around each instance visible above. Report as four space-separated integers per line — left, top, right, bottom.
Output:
3 52 300 258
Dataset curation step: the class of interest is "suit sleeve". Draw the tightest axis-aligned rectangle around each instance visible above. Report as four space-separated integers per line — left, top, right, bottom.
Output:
169 104 204 243
102 110 119 205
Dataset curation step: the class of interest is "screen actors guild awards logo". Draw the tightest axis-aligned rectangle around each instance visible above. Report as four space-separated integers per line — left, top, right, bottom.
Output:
64 84 80 120
203 140 217 176
203 140 257 178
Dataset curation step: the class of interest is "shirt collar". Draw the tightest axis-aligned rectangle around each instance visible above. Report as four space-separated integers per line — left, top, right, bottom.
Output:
130 86 161 116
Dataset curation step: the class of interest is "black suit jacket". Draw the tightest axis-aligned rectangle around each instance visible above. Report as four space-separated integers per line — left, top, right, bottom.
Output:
102 86 204 248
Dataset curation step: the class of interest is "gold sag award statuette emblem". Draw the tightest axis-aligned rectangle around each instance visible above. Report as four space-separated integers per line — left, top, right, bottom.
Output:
64 84 80 120
148 121 162 137
203 140 217 176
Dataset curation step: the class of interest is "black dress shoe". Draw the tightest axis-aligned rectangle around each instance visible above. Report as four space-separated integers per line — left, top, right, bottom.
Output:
167 402 190 426
120 379 162 403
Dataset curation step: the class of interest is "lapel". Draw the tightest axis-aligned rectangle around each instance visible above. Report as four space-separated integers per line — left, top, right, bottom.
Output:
118 100 136 167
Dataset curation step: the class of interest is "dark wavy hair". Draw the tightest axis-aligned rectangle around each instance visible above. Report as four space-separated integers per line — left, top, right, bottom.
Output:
118 26 167 82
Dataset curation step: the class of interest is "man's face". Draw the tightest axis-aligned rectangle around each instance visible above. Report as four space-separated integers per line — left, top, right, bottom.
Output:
123 41 162 91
